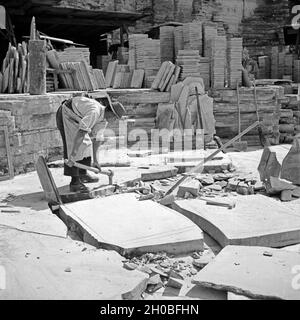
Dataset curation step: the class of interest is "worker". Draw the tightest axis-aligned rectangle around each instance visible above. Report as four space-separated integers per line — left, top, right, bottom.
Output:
56 94 126 192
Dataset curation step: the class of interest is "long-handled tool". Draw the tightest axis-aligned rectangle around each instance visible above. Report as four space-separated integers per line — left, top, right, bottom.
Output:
64 160 114 185
233 81 248 152
164 120 260 197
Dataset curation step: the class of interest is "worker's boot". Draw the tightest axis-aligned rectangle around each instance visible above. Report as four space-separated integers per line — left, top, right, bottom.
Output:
80 172 99 184
70 177 89 193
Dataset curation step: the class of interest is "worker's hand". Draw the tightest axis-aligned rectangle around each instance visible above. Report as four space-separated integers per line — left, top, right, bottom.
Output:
65 155 76 168
92 162 102 172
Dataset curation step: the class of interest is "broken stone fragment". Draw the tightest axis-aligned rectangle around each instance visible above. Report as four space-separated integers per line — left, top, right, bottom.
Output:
281 190 293 202
257 147 281 183
167 277 184 289
213 173 230 181
292 187 300 198
236 183 254 196
281 137 300 185
266 176 296 195
226 179 239 191
196 174 214 185
169 270 184 280
123 262 139 271
209 184 222 192
177 177 201 198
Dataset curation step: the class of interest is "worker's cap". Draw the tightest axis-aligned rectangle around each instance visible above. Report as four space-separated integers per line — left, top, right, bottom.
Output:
110 101 126 119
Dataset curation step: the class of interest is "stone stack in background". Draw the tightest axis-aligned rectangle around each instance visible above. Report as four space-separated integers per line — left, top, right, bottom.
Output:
227 37 243 88
294 60 300 83
203 24 218 57
280 94 300 143
176 50 201 81
182 22 203 55
271 47 279 79
128 34 148 71
136 38 161 88
174 26 184 57
212 86 282 146
199 57 210 89
284 54 294 80
160 26 175 63
258 56 271 79
0 94 67 174
211 36 226 89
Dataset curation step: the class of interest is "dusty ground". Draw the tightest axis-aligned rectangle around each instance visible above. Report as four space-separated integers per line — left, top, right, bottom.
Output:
0 145 299 300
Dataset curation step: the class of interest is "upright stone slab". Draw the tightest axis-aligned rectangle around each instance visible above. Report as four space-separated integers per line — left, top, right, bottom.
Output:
29 40 46 95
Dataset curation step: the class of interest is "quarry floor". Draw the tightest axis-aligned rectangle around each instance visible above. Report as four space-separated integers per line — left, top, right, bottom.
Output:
1 145 300 300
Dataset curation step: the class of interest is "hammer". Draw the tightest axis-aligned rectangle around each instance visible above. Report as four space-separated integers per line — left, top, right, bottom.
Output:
64 160 114 185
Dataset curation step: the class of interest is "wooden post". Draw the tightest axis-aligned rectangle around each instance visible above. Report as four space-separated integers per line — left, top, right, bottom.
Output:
29 40 46 95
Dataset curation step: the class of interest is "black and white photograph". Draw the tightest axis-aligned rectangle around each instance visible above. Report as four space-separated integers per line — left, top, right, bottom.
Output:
0 0 300 308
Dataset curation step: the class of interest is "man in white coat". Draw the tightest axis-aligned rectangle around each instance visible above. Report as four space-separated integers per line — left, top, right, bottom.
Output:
56 94 125 192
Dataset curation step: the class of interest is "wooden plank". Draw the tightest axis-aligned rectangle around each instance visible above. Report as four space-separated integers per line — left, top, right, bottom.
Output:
193 245 300 300
172 194 300 248
59 193 204 257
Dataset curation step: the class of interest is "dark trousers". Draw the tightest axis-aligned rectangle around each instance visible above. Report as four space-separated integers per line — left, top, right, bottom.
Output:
56 105 91 177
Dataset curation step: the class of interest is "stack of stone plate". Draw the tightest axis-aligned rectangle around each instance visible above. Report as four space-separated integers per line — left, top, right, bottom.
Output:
199 57 210 89
227 37 243 88
211 36 226 89
203 24 218 57
176 50 201 81
294 60 300 83
183 22 203 56
160 26 175 63
174 26 184 57
128 34 148 71
136 38 161 88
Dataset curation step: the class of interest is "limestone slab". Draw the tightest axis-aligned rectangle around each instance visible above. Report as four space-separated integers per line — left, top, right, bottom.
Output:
172 194 300 248
193 245 300 300
59 193 204 257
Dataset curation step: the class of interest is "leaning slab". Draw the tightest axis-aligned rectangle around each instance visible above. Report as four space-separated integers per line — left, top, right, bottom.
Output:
172 194 300 248
59 193 203 257
193 245 300 300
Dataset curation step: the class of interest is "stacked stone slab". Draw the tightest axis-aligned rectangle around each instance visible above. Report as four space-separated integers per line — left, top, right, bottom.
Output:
128 34 148 71
174 26 184 57
182 22 203 56
136 38 161 88
199 57 210 89
271 46 279 79
227 37 243 88
211 36 226 89
160 26 175 63
176 50 201 81
203 24 218 57
212 86 282 146
258 56 271 79
294 60 300 83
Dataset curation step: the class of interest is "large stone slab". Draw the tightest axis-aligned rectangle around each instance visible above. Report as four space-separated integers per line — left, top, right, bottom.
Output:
193 246 300 300
0 228 148 300
59 193 203 257
172 195 300 248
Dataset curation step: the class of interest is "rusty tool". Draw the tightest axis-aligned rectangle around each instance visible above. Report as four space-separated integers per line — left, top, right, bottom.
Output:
64 160 114 185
